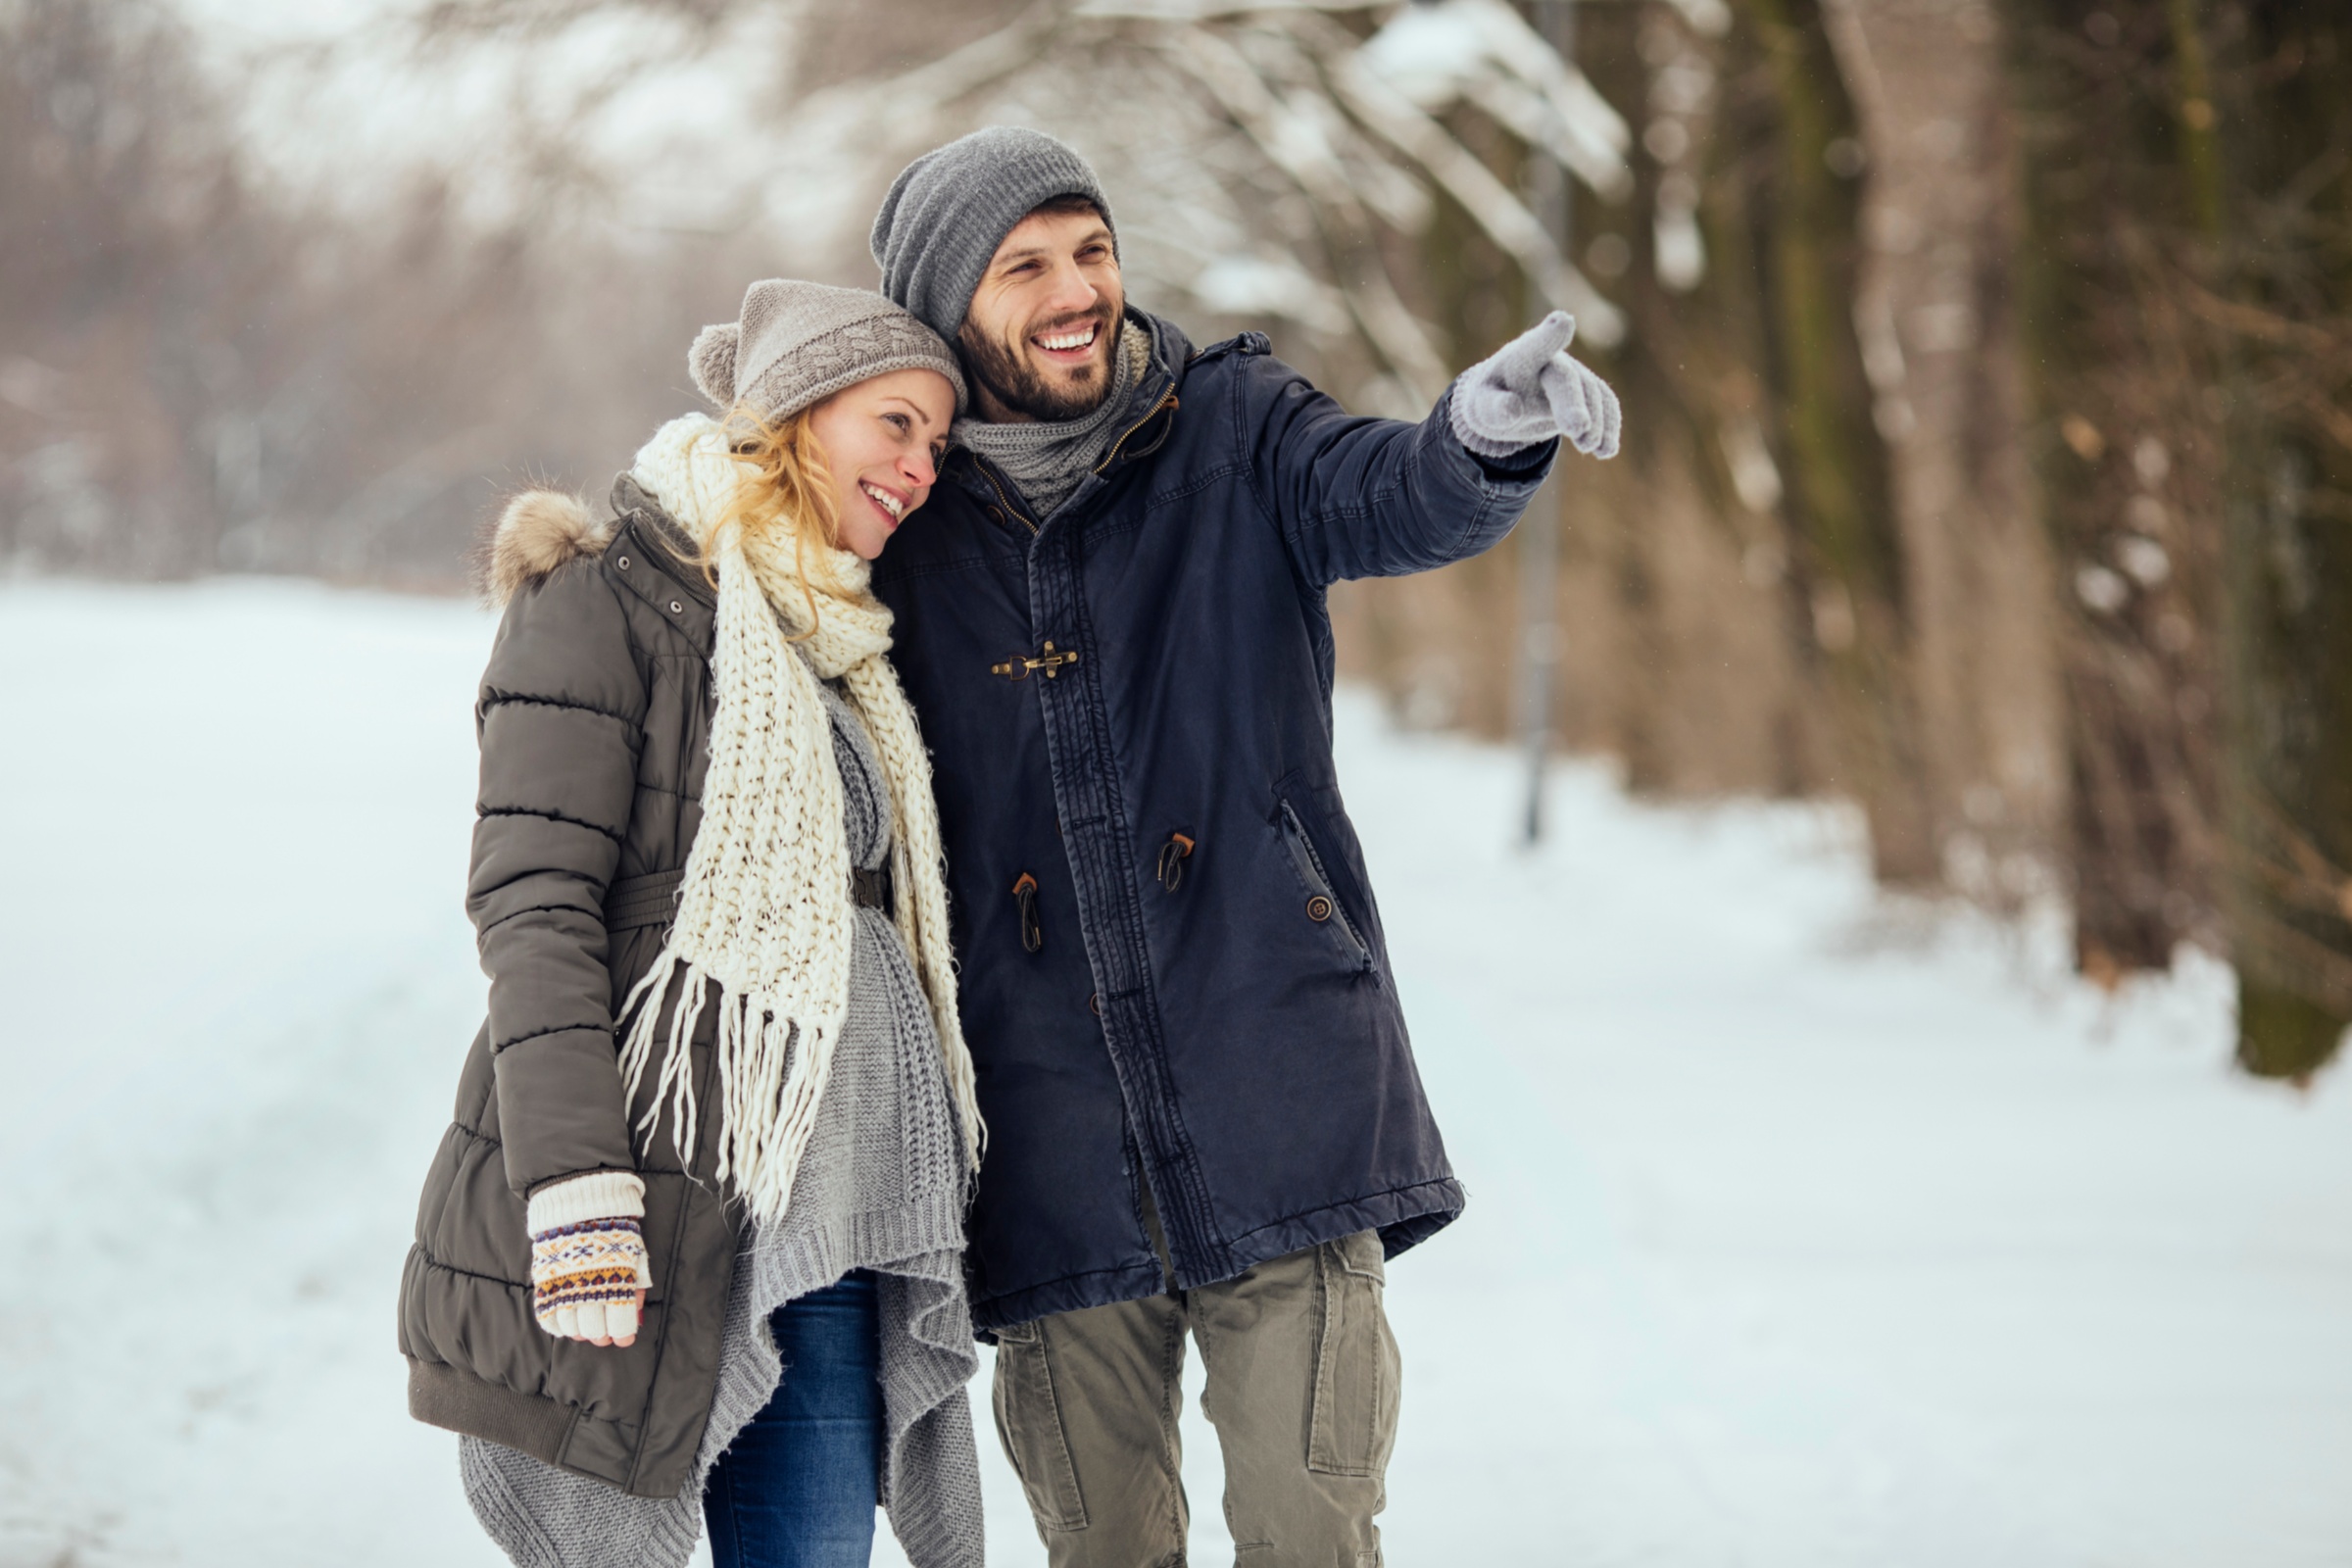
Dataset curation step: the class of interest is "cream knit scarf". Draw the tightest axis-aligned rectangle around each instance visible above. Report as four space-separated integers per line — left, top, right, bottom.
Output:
614 413 981 1221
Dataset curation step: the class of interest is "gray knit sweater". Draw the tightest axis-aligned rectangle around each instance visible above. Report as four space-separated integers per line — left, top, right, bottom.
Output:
460 680 982 1568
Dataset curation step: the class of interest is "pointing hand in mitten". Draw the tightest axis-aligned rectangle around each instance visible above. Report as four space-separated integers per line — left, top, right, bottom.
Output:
1448 311 1622 462
526 1171 654 1348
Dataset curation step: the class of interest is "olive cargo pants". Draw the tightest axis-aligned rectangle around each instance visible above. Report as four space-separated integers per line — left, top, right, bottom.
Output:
990 1219 1400 1567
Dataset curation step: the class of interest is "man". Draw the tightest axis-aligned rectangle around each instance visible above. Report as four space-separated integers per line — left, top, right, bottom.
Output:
867 126 1618 1565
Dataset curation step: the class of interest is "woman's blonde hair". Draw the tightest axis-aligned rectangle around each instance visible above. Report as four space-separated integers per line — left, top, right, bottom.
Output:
691 399 854 637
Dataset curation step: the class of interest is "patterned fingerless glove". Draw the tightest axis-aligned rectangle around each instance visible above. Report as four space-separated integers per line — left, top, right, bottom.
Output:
526 1171 654 1343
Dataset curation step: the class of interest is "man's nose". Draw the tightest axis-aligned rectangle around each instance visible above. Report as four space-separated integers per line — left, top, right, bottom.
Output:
1038 257 1101 318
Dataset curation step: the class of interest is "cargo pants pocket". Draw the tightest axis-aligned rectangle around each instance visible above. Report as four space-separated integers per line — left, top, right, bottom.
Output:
1305 1231 1401 1478
992 1319 1090 1531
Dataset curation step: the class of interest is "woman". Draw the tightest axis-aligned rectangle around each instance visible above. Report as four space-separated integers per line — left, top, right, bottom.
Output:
397 280 986 1568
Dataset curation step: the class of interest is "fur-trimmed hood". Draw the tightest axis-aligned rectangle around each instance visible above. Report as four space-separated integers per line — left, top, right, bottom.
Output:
475 490 611 607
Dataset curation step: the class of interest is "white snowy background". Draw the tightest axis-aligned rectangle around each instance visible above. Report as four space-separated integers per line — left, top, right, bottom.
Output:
4 578 2350 1567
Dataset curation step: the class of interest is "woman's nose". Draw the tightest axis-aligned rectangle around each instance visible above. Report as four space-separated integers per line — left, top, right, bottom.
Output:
902 451 937 490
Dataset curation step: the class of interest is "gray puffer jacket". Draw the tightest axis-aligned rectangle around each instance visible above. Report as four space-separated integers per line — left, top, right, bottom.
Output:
400 476 744 1499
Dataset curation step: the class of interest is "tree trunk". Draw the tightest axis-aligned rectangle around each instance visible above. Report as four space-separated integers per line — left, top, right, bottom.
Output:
2004 0 2225 980
2006 0 2352 1073
2208 3 2352 1077
1733 0 1936 882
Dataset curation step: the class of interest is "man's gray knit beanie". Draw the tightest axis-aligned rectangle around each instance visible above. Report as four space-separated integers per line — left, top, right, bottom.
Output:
687 278 967 425
869 126 1115 342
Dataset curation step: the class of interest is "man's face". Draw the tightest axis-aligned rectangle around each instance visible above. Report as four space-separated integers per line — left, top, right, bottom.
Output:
958 206 1124 422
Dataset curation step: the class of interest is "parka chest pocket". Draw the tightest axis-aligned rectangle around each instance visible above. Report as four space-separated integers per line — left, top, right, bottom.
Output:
1278 798 1374 973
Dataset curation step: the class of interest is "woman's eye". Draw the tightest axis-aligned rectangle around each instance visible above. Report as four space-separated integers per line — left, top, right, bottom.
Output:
885 413 909 432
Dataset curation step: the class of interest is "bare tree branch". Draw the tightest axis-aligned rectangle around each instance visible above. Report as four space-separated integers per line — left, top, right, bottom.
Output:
1166 24 1451 398
1330 47 1625 346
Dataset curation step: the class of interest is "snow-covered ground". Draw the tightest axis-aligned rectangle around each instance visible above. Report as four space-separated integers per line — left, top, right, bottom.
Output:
5 578 2348 1567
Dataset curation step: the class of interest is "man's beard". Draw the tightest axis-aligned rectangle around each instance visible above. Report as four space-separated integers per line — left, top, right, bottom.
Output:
959 307 1123 422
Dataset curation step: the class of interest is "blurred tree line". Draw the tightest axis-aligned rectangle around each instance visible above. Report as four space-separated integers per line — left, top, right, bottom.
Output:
4 0 2346 1075
0 0 755 583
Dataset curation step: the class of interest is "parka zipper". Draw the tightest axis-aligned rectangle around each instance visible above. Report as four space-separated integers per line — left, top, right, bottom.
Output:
975 460 1038 537
1277 800 1372 970
1094 388 1180 474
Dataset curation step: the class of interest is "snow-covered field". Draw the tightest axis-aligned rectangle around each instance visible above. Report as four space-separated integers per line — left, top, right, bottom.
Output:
5 578 2348 1568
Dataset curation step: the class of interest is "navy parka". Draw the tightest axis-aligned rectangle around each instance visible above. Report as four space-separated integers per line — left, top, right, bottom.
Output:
872 310 1555 1331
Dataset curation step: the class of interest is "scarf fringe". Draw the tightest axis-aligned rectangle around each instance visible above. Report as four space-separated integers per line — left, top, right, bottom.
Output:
616 956 842 1219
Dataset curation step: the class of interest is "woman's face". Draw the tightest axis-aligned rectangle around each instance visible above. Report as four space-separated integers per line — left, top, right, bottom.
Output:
808 368 957 561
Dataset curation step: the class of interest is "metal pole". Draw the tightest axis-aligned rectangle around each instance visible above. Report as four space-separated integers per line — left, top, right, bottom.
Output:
1516 0 1574 845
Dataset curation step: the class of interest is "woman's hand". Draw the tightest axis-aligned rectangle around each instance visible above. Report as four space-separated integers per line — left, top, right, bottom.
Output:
529 1213 656 1348
558 1286 651 1348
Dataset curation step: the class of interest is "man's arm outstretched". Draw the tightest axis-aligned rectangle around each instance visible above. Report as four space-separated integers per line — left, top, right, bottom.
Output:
1246 310 1619 589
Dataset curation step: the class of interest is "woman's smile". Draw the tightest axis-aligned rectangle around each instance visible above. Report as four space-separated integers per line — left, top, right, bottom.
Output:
858 478 908 525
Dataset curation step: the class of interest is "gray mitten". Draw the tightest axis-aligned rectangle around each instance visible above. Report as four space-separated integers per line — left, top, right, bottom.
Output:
1447 311 1623 462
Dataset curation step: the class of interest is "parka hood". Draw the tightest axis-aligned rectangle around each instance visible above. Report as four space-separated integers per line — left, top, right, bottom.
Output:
476 489 611 607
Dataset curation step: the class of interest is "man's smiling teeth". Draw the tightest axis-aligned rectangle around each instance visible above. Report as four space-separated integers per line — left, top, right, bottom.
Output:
1037 324 1098 352
860 482 905 520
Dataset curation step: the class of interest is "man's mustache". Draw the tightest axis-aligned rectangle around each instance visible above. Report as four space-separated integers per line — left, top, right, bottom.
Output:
1021 304 1115 343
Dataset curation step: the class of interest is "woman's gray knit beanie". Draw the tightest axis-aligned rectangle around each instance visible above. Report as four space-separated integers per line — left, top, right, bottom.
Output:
687 279 967 425
869 126 1115 342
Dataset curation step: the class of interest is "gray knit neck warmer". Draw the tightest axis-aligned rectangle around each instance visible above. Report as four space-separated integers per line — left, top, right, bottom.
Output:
955 316 1153 521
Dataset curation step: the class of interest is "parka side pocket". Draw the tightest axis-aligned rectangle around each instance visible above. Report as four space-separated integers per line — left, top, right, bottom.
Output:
1306 1231 1401 1479
1278 799 1375 973
991 1319 1090 1531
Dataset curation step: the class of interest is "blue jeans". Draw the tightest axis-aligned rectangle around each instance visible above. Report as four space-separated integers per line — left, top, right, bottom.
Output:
705 1271 883 1568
